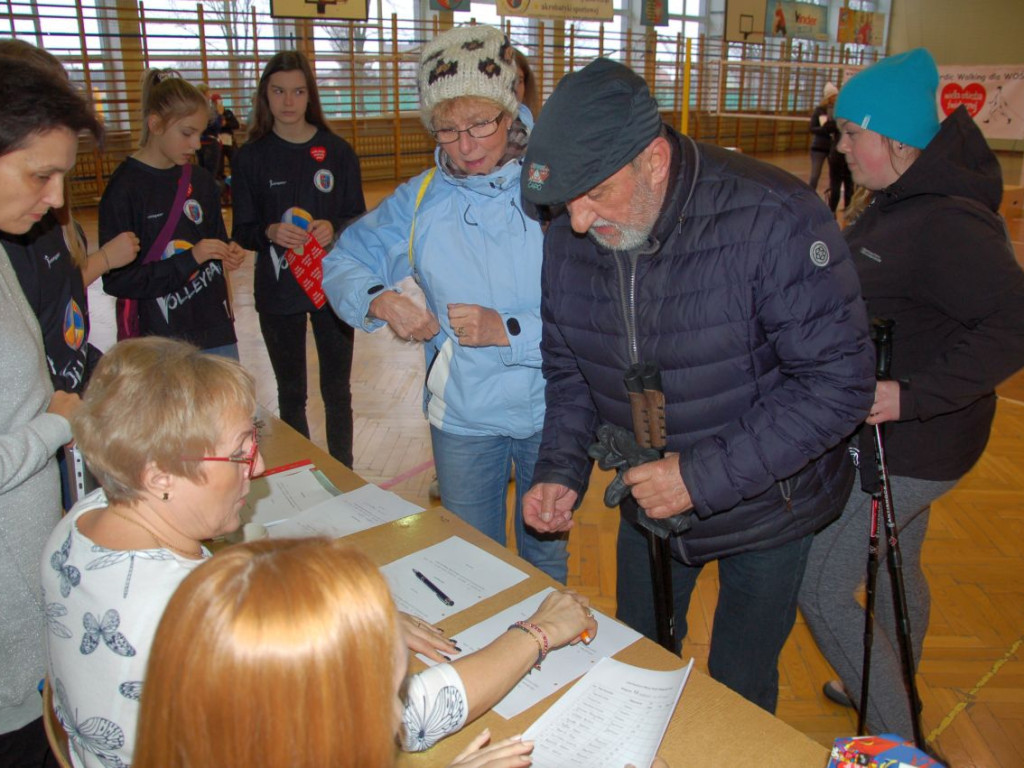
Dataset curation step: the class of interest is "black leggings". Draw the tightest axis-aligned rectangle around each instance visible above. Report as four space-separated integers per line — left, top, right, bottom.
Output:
258 308 355 467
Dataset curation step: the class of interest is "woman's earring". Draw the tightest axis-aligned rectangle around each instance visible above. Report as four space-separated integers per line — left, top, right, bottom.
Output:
897 142 905 151
162 492 169 501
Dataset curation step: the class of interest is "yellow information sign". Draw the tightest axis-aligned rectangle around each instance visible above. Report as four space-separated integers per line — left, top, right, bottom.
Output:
270 0 368 20
495 0 613 22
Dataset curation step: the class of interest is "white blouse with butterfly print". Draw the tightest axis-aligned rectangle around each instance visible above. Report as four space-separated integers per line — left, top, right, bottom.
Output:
40 488 208 768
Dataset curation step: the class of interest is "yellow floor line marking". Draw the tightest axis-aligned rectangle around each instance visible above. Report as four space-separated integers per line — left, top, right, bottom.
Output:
928 636 1023 742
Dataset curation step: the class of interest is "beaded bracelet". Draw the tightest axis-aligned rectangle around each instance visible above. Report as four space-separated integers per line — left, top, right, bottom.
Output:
509 620 550 669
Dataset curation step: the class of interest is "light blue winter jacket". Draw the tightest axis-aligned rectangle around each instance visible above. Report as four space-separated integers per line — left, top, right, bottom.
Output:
322 144 545 439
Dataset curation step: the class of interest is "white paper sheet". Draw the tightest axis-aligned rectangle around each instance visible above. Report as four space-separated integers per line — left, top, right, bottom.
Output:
415 587 643 719
239 463 337 527
382 536 529 624
524 656 693 768
268 483 423 539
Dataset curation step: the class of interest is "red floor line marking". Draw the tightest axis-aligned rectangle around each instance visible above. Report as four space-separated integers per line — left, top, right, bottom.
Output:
378 458 435 490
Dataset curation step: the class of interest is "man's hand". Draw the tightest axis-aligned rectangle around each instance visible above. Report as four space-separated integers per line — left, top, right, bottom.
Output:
523 482 578 533
369 290 440 342
623 453 693 519
866 380 900 425
447 303 509 347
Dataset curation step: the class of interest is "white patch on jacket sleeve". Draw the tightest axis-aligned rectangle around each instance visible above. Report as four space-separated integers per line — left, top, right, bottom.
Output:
809 241 830 267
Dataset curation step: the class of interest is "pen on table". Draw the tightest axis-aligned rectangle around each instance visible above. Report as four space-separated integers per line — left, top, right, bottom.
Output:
413 568 454 606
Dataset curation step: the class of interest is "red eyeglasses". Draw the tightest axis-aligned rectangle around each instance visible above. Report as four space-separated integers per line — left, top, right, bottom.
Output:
185 424 261 478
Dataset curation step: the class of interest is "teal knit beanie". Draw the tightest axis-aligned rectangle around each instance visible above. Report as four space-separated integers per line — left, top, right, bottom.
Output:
835 48 940 149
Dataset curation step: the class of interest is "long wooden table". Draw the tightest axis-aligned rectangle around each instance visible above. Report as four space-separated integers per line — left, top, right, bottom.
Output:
259 415 831 767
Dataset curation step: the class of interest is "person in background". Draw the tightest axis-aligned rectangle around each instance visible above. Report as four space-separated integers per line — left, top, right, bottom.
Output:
231 50 366 467
210 92 240 204
196 83 223 182
323 25 569 582
131 539 596 768
100 69 245 358
520 58 874 714
799 48 1024 740
808 81 837 197
0 56 98 766
512 48 541 120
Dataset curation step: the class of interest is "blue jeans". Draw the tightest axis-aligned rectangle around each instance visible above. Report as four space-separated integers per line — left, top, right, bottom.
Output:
430 426 568 583
616 514 813 713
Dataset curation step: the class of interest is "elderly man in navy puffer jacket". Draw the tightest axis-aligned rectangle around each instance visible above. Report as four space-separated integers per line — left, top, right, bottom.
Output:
521 58 874 714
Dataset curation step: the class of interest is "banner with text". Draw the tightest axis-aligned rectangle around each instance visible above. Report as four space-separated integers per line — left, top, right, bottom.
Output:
495 0 613 22
937 65 1024 141
765 1 829 41
837 8 884 47
270 0 367 19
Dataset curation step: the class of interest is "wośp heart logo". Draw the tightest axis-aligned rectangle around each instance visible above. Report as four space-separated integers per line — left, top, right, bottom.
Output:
940 83 986 117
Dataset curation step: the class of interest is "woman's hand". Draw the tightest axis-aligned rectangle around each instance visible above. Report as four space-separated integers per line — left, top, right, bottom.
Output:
222 242 248 271
265 221 308 250
47 390 81 422
309 219 334 248
400 612 459 662
448 303 509 347
526 589 597 648
866 380 901 425
448 729 533 768
191 239 232 264
369 290 440 342
99 231 140 271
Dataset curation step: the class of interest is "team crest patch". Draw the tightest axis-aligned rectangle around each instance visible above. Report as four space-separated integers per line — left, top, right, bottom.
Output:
526 162 550 191
183 198 203 224
62 299 85 350
314 169 335 193
310 146 326 162
809 240 830 267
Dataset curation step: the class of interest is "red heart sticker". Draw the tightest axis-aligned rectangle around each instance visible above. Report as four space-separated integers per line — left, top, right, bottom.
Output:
940 83 986 117
310 146 326 162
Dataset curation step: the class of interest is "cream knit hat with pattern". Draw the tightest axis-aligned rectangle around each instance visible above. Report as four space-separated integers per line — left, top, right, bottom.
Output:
417 24 519 128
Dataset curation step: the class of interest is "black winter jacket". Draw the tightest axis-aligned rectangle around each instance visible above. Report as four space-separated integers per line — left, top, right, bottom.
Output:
849 106 1024 480
534 129 875 564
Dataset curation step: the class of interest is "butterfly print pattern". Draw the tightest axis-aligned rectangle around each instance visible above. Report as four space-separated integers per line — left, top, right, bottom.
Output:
53 678 128 768
80 609 136 657
51 530 82 597
403 685 466 751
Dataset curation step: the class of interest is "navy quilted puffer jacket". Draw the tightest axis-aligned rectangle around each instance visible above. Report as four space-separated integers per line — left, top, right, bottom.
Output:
534 129 875 564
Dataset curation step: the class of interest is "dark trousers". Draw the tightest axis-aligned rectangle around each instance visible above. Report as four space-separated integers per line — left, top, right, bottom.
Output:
616 514 813 713
0 717 59 768
258 308 355 467
828 151 854 212
808 149 828 192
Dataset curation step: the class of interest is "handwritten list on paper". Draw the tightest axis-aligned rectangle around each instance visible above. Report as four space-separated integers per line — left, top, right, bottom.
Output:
524 657 693 768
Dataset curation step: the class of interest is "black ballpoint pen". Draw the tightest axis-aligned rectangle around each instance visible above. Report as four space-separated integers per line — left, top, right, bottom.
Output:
413 568 454 606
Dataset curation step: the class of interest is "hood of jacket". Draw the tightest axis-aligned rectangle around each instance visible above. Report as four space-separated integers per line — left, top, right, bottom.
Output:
879 105 1003 213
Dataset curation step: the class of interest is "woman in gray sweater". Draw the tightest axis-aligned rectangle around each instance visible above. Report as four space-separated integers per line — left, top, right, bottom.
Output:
0 57 101 763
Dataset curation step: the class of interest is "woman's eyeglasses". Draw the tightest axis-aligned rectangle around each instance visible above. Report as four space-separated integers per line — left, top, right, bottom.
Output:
431 112 504 145
184 424 260 478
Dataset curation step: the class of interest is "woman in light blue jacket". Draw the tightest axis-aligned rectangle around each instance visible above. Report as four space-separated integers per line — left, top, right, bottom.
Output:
322 25 566 581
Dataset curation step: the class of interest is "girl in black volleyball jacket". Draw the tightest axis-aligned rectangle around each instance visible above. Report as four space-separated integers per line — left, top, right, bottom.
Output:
101 69 245 356
231 51 366 467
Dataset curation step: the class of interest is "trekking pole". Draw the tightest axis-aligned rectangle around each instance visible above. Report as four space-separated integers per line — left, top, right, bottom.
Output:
624 362 676 652
859 319 926 749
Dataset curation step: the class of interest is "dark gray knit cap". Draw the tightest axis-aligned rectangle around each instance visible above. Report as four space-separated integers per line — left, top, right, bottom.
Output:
522 58 662 205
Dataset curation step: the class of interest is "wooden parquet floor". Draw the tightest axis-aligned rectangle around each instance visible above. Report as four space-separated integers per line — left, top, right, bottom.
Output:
79 154 1024 767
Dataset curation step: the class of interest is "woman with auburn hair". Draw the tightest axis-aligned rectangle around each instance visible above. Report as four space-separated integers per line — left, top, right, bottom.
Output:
134 538 550 768
40 337 265 768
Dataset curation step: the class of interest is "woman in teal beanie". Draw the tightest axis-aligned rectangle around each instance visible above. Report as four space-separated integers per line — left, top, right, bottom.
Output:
799 48 1024 740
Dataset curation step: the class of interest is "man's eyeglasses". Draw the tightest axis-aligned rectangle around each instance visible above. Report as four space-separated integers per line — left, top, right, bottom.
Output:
430 112 504 145
184 424 261 479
